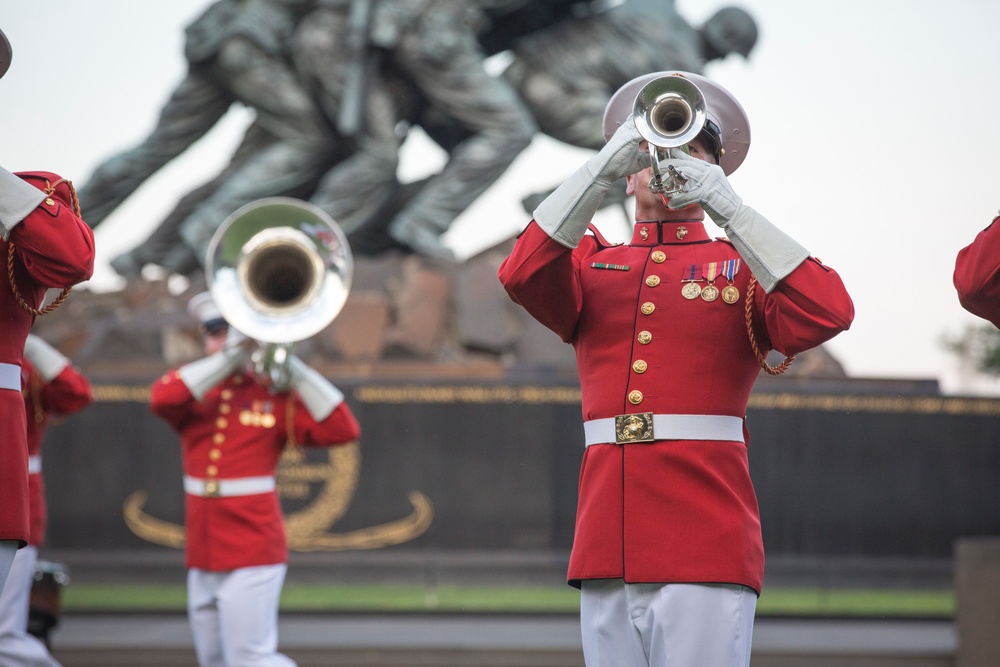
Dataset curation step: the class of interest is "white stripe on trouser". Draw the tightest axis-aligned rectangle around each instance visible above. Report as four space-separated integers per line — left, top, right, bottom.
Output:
583 414 744 447
188 564 296 667
580 579 756 667
0 363 20 391
0 545 62 666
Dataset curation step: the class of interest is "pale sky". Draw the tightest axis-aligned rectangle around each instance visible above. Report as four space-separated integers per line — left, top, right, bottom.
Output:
3 0 1000 393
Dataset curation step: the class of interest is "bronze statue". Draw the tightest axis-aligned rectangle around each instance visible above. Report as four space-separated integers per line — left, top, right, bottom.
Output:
79 0 758 280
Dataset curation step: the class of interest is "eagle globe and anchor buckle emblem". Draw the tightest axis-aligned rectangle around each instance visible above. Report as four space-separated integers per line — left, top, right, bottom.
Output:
123 198 433 551
615 412 656 444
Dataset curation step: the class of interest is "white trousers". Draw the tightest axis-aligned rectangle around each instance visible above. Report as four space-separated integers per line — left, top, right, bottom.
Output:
187 564 296 667
0 542 16 596
0 546 62 667
580 579 756 667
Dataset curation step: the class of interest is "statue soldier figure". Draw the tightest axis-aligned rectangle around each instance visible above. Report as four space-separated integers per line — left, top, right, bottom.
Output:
77 0 335 273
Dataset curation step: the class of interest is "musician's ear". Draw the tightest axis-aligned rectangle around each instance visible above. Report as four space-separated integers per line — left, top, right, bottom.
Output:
625 173 636 196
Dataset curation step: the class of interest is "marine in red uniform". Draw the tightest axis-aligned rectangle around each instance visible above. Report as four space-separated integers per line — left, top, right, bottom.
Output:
150 293 360 667
1 28 96 594
499 71 853 666
0 335 92 666
954 214 1000 327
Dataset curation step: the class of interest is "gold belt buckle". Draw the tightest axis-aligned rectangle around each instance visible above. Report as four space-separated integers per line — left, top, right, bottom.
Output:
203 479 221 498
615 412 655 444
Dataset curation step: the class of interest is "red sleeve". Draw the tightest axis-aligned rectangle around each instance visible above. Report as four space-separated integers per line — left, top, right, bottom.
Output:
291 399 361 448
149 370 199 431
954 217 1000 327
38 365 93 415
498 221 598 343
10 172 95 287
756 257 855 356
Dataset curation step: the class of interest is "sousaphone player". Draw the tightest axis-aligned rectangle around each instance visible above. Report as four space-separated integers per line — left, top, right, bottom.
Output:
150 198 359 667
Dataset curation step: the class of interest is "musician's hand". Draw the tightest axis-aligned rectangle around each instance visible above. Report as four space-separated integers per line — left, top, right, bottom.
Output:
591 116 649 184
662 152 742 225
223 327 251 354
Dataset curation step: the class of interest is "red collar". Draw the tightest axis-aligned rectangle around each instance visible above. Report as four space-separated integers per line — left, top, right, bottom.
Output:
630 220 710 246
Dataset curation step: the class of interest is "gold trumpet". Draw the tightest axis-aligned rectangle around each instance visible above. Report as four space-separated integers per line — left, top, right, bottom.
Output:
205 197 353 389
633 74 708 196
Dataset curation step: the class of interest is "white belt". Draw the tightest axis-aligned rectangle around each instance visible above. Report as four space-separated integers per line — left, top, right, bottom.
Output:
584 413 744 446
184 475 276 498
27 455 42 475
0 363 20 391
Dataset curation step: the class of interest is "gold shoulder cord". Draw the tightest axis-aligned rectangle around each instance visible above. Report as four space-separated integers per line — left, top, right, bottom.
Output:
7 178 76 316
744 275 795 376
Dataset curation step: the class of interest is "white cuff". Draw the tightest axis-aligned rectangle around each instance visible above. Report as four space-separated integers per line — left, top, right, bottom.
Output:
288 356 344 422
533 164 608 248
0 167 45 240
178 350 245 401
724 206 810 293
23 334 69 382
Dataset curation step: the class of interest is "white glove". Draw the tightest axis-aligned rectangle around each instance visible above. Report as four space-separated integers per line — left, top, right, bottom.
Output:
177 346 248 401
533 116 647 248
23 334 69 382
663 153 810 293
287 356 344 422
0 166 45 240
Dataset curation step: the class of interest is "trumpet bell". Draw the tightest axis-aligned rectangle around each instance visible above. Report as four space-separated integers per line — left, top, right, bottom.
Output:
206 197 353 345
633 74 707 149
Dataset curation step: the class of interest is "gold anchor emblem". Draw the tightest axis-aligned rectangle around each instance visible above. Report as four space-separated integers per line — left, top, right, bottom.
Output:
676 226 688 240
123 442 433 551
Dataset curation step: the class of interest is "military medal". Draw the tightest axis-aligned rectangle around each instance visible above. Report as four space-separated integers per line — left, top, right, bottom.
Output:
701 262 720 302
681 264 702 299
720 258 742 304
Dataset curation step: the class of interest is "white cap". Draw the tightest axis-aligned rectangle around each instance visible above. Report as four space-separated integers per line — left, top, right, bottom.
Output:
187 291 225 328
603 71 751 176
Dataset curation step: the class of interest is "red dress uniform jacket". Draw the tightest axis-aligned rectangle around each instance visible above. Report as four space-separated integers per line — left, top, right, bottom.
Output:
499 220 854 593
150 369 361 571
22 360 94 546
1 172 95 545
954 215 1000 327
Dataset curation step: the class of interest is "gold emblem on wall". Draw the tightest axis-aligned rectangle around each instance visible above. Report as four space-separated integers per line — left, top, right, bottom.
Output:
123 441 433 551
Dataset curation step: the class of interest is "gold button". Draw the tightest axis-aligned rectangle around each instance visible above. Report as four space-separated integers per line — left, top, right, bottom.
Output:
261 413 277 428
637 331 652 345
209 449 222 461
45 197 55 206
213 433 225 444
651 251 666 263
645 275 661 287
640 301 655 315
219 404 231 414
206 465 219 477
628 390 644 405
633 360 648 374
216 417 228 429
220 389 233 400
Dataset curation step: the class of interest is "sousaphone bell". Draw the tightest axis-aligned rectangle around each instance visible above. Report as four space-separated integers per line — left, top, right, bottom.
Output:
206 197 353 388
